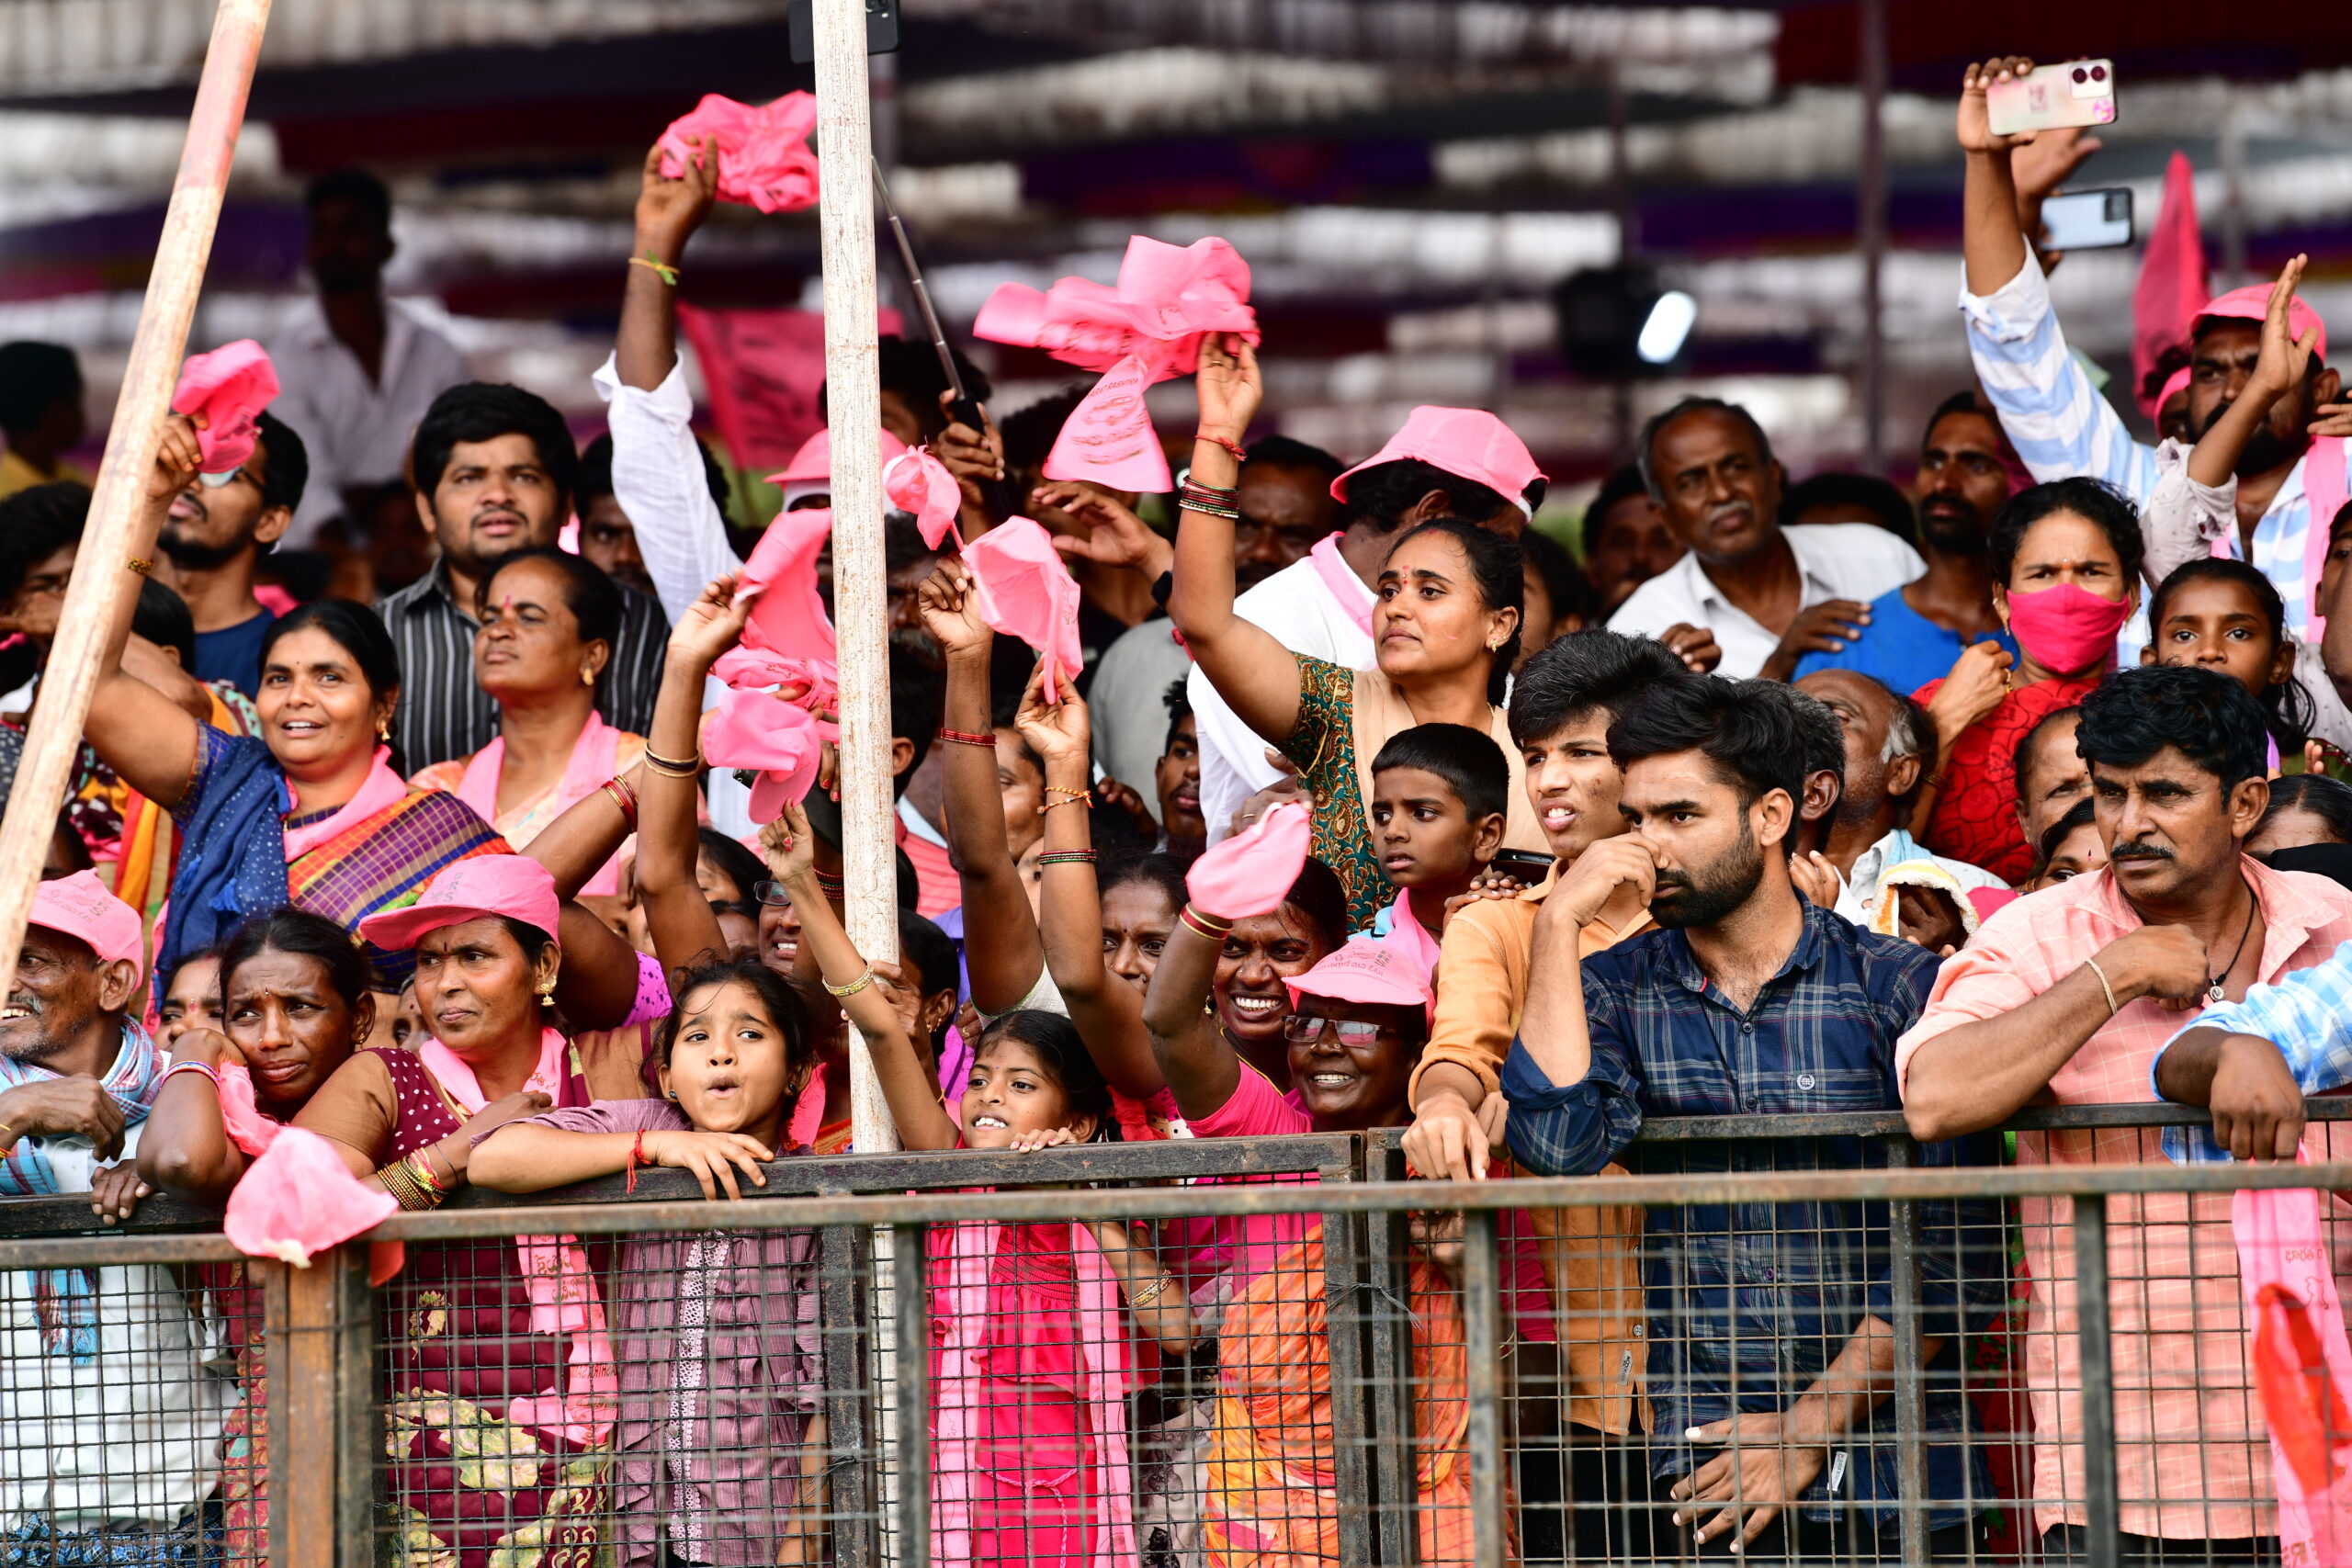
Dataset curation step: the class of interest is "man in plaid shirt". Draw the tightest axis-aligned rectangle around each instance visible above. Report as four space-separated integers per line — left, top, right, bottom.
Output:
1502 673 2001 1562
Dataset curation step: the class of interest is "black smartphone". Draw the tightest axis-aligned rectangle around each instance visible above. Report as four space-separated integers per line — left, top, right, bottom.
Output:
1488 851 1557 883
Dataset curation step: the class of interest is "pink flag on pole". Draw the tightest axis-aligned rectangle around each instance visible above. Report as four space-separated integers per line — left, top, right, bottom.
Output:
172 340 278 476
2132 152 2211 420
973 235 1257 384
660 92 821 214
676 305 904 473
1042 355 1171 493
737 505 838 668
962 516 1085 701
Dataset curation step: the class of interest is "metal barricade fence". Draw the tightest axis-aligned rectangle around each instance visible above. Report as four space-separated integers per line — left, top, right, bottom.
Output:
0 1109 2343 1568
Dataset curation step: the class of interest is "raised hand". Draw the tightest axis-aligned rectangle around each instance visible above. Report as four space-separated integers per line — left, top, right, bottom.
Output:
148 412 205 511
2012 125 2103 204
1956 57 2041 156
1194 333 1263 445
1036 482 1174 578
1657 624 1723 674
2248 254 2317 407
1552 833 1659 927
665 573 751 669
761 801 820 888
936 390 1006 489
1926 639 2014 749
916 558 992 659
1013 657 1092 767
636 134 718 262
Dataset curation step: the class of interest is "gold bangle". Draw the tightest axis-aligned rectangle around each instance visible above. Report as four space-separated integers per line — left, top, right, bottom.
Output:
126 558 153 577
2085 955 2120 1018
1128 1274 1170 1309
642 746 701 777
824 965 876 999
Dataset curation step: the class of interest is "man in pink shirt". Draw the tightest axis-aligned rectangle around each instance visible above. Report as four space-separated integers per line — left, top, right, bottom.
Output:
1899 665 2352 1559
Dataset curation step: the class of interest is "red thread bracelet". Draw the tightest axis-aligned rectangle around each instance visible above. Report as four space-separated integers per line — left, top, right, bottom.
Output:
938 727 997 748
1197 432 1247 462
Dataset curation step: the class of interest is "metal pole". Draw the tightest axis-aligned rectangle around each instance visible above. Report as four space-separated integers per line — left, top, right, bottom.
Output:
2073 1194 2122 1568
1857 0 1888 471
1462 1210 1507 1568
2220 97 2248 288
0 0 271 994
1607 64 1635 458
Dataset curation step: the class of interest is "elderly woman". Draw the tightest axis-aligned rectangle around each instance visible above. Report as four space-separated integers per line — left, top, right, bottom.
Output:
411 547 646 893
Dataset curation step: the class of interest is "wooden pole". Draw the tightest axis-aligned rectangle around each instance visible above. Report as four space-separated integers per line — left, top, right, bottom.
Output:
811 0 899 1155
0 0 272 996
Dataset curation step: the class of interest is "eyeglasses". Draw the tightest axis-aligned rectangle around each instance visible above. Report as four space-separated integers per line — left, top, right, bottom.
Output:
1280 1016 1384 1046
752 881 795 908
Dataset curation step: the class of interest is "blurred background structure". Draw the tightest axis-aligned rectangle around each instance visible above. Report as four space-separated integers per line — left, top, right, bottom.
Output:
6 0 2352 529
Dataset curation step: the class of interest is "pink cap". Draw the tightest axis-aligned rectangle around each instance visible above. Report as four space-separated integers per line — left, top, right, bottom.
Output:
1331 406 1546 518
1283 934 1435 1019
701 687 824 822
2157 366 2192 412
357 855 561 953
1184 799 1311 922
2198 284 2328 364
28 871 146 983
766 427 910 489
171 339 279 478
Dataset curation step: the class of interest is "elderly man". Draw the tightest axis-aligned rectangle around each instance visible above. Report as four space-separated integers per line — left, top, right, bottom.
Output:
1606 396 1922 680
0 872 233 1554
1501 672 1998 1562
1900 665 2352 1562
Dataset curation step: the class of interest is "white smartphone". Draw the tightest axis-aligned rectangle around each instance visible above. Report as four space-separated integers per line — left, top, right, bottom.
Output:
2040 187 2134 251
1986 59 2119 137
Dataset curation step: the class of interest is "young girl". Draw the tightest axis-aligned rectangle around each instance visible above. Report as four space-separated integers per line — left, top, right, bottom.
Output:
767 798 1193 1568
468 956 831 1568
2143 558 2312 767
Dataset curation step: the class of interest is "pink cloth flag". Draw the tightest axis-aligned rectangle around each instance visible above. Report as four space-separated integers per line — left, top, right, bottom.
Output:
660 92 820 214
885 446 964 549
675 304 903 472
172 340 278 476
963 516 1085 702
1042 355 1171 493
737 505 839 669
2132 152 2211 420
2234 1174 2352 1563
1185 799 1310 922
710 645 841 735
973 234 1257 384
222 1124 397 1267
702 687 825 821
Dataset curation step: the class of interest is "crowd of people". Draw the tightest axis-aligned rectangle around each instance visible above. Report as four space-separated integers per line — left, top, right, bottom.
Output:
0 54 2346 1568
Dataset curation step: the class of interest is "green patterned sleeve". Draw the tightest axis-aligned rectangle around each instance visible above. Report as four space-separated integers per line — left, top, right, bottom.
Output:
1276 652 1353 774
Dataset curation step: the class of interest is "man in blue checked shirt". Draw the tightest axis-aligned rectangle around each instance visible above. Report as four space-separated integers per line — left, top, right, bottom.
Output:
1959 56 2352 651
2155 953 2352 1166
1501 673 2001 1562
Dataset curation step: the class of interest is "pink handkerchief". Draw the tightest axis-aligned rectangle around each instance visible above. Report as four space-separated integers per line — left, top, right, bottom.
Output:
885 446 964 550
973 234 1258 384
1042 355 1171 493
1184 800 1310 922
214 1061 282 1157
737 506 839 669
223 1125 398 1268
2235 1177 2352 1563
172 340 278 476
660 92 820 214
702 687 825 822
710 646 841 736
963 517 1086 702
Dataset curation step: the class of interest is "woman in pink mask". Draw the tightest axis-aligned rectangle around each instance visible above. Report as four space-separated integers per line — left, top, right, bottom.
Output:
1913 478 2144 884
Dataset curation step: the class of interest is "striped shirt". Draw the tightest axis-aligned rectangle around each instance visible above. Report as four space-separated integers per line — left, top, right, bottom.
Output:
378 561 670 772
2155 923 2352 1166
1962 252 2343 646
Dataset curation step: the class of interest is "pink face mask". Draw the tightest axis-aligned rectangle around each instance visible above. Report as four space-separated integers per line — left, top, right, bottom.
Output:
2004 581 2132 676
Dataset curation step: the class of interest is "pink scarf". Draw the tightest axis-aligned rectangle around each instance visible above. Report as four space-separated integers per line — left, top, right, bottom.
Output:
282 744 409 860
1306 533 1375 638
421 1028 619 1447
451 713 626 894
931 1218 1138 1568
2233 1164 2352 1562
1382 887 1443 979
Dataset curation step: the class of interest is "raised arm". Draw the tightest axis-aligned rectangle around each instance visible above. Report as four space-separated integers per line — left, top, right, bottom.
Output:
1013 667 1166 1099
135 1029 254 1201
1138 910 1238 1123
634 576 744 976
1957 58 2033 299
2191 254 2316 490
1164 336 1306 747
766 804 958 1149
916 558 1047 1012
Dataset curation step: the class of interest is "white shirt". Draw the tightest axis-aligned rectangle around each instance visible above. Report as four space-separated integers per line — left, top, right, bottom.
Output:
1188 550 1377 843
1605 523 1923 678
1831 826 2009 927
1089 618 1193 820
267 295 471 547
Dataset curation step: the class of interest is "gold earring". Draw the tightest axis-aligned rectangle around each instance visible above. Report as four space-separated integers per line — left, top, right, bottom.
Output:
581 669 594 687
537 978 557 1004
378 723 391 743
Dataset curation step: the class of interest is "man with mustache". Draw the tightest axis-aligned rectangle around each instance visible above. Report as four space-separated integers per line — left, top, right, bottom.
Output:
378 382 669 770
1901 665 2352 1561
0 872 233 1551
1500 673 2000 1562
1792 394 2021 695
153 408 307 699
1959 56 2352 655
1607 396 1923 681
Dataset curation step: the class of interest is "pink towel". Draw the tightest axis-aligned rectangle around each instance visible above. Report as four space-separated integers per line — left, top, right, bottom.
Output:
2234 1171 2352 1562
171 340 279 476
660 92 820 214
963 517 1086 702
973 234 1257 383
886 446 965 550
1041 355 1170 494
222 1125 396 1267
1184 799 1310 921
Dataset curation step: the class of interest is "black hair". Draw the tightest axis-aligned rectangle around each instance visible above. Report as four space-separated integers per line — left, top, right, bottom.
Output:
158 942 226 1009
996 387 1087 478
2075 664 2270 792
577 430 729 513
695 828 768 906
899 908 960 1063
2011 704 2082 805
1781 470 1917 547
305 167 392 234
1281 857 1350 952
820 335 996 436
0 342 82 435
656 955 818 1092
133 579 198 671
2258 773 2352 846
1371 722 1511 824
888 634 946 780
1161 677 1193 754
411 382 580 514
885 513 943 577
260 599 401 707
219 908 374 1019
1581 464 1653 559
0 480 88 604
2037 794 2099 869
1508 627 1684 747
2146 558 2313 751
476 545 623 654
1783 685 1846 810
1924 389 2003 450
1636 395 1775 504
1244 433 1344 485
1385 517 1525 705
253 410 310 515
975 1009 1114 1140
1607 672 1805 807
2139 345 2193 414
1520 526 1598 634
1102 851 1187 913
1987 477 2144 587
1340 458 1510 534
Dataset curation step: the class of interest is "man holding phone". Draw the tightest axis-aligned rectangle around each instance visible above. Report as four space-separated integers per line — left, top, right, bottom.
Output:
1959 56 2352 655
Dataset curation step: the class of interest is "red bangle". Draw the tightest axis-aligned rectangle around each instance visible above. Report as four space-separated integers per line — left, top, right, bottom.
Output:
938 727 996 748
600 777 639 829
1197 432 1247 463
626 1129 645 1194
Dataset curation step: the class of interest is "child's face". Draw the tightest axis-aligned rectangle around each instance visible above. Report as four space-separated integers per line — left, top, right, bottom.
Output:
2038 821 2109 886
1370 765 1497 891
2149 578 2290 698
1155 715 1205 843
389 983 424 1049
1283 997 1422 1132
1214 906 1330 1054
660 979 801 1142
1521 713 1626 862
960 1036 1091 1148
156 956 222 1053
1102 880 1177 992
